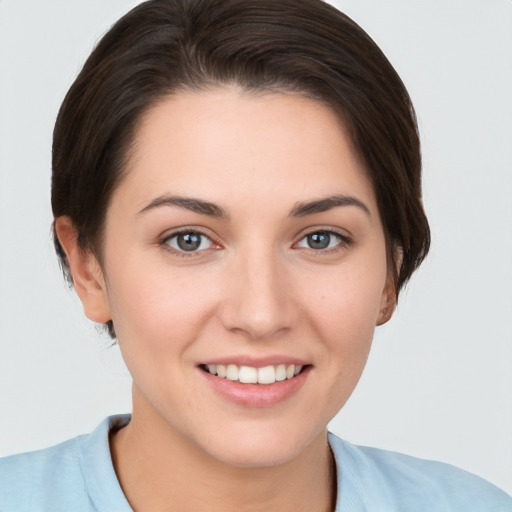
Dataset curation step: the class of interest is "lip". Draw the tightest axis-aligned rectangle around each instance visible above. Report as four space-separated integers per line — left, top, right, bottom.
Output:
198 364 311 408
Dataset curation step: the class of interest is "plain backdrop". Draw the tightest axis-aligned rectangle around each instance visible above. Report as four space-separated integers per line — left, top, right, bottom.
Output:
0 0 511 495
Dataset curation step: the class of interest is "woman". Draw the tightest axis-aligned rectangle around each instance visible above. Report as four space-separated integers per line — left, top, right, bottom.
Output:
1 0 510 510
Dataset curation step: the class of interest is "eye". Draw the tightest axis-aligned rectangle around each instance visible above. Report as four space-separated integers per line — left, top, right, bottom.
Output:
296 231 345 250
165 231 213 252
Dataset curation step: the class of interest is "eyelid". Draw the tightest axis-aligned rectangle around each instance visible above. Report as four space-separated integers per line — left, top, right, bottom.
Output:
293 227 353 252
294 225 352 243
159 227 222 256
158 225 352 256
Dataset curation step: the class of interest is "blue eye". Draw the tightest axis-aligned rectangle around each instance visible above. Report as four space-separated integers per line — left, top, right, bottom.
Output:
166 232 213 252
297 231 344 250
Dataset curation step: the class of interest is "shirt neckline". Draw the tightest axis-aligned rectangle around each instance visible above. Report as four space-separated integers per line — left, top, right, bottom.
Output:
78 414 133 511
79 415 351 512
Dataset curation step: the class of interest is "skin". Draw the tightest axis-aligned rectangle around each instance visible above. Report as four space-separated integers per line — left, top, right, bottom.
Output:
56 87 395 512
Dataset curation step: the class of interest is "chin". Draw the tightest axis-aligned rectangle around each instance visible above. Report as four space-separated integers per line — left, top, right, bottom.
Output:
195 422 326 469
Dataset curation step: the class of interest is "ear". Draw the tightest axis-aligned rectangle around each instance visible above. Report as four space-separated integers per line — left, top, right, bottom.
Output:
54 217 112 323
376 247 402 326
376 277 396 326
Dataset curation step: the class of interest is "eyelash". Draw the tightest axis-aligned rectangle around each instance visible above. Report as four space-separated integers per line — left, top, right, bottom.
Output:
294 228 353 255
160 228 218 258
159 228 352 257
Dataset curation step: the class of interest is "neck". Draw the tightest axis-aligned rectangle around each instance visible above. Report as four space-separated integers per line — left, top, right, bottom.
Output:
110 392 336 512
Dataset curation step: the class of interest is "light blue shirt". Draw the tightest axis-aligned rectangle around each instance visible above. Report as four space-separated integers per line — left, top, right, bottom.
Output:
1 414 510 511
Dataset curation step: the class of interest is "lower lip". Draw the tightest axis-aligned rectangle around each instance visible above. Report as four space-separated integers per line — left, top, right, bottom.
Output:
199 367 311 408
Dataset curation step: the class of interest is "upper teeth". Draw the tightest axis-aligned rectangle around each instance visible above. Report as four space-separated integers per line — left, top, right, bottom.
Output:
205 364 303 384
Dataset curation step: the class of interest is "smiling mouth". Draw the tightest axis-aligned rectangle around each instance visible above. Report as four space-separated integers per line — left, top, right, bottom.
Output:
199 364 309 385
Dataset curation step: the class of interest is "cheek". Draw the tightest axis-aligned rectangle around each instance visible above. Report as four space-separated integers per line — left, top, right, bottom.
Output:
305 261 387 357
105 262 219 360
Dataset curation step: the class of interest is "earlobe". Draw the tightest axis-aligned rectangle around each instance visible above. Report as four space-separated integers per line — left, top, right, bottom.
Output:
376 302 394 326
54 216 112 324
376 279 396 326
377 247 402 326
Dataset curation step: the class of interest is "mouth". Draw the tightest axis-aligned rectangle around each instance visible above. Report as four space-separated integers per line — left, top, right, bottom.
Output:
198 360 312 408
199 363 309 385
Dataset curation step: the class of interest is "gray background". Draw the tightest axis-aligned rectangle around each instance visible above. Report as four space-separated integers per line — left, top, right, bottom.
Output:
1 0 511 494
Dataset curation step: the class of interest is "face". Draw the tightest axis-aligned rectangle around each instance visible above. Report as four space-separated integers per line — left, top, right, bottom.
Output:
80 88 392 467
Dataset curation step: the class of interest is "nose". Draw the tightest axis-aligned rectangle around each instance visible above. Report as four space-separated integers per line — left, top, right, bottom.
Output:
218 248 296 340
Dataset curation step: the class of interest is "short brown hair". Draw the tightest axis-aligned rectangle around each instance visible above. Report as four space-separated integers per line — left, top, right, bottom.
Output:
52 0 430 337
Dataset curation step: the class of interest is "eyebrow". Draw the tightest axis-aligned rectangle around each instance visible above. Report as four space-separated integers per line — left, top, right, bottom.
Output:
138 195 229 218
138 193 370 219
289 195 370 217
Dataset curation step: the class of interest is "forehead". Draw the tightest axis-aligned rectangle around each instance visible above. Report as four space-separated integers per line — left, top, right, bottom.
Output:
113 87 378 216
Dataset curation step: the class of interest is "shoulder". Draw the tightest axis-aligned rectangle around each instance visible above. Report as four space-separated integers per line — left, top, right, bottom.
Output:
328 432 512 512
0 415 131 512
0 435 90 511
